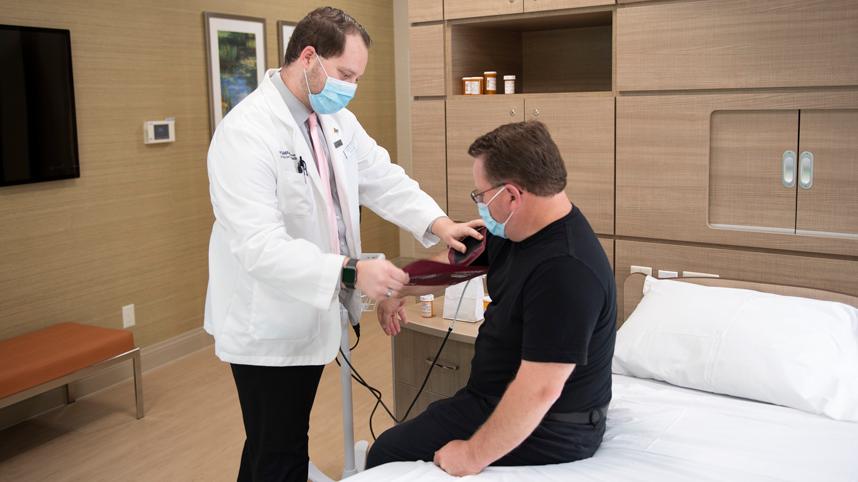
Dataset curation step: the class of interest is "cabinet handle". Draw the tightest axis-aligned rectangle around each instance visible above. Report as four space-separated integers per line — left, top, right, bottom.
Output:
799 151 814 190
532 108 540 117
425 358 459 371
510 108 517 117
782 150 796 188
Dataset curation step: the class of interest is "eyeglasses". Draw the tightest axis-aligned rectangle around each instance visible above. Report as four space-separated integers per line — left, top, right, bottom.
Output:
470 184 505 204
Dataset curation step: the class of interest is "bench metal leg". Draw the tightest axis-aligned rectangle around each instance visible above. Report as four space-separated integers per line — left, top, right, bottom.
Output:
64 384 75 404
132 349 144 419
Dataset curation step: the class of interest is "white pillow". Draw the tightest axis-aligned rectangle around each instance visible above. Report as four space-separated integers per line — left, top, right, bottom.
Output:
613 276 858 421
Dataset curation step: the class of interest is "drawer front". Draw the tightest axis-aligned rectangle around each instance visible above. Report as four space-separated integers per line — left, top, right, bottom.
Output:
393 328 473 397
444 0 523 20
617 0 858 91
408 0 443 23
395 381 448 421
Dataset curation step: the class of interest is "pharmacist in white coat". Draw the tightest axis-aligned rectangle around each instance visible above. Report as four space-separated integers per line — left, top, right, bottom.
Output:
204 7 482 482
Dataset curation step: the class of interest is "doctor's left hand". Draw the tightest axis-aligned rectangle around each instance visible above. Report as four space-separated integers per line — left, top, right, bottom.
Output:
432 217 485 254
434 439 487 477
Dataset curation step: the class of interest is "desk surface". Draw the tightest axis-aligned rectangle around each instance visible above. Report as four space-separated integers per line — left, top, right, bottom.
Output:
401 296 480 344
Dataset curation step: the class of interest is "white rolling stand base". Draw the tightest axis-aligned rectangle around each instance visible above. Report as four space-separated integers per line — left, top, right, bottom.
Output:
308 315 369 481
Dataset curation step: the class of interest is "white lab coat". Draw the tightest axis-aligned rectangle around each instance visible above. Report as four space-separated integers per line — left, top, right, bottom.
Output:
204 69 445 366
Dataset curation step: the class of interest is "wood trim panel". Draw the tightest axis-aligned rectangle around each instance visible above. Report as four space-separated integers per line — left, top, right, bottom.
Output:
524 0 615 14
408 0 443 23
615 239 858 322
617 0 858 91
616 90 858 257
409 24 445 97
444 0 524 20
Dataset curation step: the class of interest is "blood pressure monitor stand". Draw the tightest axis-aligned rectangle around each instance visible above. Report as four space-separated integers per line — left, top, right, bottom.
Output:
308 317 368 482
310 255 385 481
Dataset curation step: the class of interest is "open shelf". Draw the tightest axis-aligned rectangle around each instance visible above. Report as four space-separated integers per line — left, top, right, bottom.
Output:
448 10 613 95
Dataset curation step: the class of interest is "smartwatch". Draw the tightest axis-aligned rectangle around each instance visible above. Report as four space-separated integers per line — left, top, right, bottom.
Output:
341 257 358 289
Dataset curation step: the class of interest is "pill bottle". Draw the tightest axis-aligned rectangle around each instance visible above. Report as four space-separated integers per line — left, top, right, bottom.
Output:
419 294 435 318
483 71 497 95
463 77 482 95
503 75 516 94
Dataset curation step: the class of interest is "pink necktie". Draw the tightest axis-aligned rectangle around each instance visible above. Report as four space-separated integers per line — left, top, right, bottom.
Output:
308 113 339 253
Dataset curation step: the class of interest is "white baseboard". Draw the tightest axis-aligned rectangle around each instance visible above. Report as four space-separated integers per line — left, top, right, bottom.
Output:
0 327 213 431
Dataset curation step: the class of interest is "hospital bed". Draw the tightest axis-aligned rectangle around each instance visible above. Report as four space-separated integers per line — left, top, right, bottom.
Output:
348 274 858 481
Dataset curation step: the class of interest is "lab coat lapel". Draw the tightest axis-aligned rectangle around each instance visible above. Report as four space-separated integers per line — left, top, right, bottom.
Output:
260 70 326 201
319 115 357 256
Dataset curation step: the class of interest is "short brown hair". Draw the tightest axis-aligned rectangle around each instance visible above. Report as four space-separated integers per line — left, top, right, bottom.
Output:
284 7 372 65
467 121 567 196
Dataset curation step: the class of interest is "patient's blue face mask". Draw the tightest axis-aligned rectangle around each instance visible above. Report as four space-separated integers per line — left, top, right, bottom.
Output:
304 55 357 115
477 187 515 239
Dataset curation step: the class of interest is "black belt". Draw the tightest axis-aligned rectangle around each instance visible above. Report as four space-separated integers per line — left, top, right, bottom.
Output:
479 392 608 426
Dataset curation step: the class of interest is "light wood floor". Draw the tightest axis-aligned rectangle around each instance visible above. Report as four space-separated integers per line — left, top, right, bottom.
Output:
0 316 396 481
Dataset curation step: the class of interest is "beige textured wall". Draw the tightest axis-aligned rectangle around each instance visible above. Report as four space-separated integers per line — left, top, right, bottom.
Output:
0 0 397 347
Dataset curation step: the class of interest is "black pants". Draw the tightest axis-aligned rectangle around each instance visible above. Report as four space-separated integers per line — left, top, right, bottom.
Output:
230 363 325 482
366 388 605 469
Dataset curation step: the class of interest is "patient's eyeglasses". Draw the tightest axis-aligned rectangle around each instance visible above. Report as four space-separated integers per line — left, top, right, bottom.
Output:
470 184 505 204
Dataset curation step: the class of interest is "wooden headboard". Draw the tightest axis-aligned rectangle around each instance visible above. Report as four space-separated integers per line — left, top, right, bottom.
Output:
621 273 858 325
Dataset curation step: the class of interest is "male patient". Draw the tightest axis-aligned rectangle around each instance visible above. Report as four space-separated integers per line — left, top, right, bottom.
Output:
366 121 617 476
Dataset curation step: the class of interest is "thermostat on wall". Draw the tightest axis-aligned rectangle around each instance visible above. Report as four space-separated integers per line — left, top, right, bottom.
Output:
143 119 175 144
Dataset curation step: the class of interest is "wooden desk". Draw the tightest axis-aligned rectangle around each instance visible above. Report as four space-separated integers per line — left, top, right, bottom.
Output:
391 297 480 420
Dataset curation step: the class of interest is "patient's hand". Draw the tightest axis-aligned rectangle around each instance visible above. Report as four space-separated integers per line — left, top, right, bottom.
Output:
434 439 486 477
377 297 407 336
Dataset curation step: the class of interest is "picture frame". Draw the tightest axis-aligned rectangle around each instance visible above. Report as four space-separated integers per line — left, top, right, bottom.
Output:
203 12 267 133
277 20 297 66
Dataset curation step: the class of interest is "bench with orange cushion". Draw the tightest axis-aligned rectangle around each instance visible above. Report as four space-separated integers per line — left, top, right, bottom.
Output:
0 322 143 418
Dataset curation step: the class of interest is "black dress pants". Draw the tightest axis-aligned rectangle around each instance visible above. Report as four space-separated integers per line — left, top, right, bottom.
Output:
230 363 325 482
366 388 606 469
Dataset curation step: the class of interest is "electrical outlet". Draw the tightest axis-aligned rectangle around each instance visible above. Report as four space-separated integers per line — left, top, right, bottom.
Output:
630 265 653 276
122 304 136 328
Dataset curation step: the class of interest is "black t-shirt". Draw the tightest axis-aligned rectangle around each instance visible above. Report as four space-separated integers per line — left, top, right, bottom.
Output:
466 205 616 413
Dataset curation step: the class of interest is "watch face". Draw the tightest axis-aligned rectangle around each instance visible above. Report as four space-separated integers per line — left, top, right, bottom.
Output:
342 267 357 285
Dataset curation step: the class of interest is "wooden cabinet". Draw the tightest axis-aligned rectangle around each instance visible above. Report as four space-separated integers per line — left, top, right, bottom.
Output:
408 0 443 23
411 99 449 259
409 25 445 97
599 237 614 268
617 0 858 91
444 0 524 20
709 111 798 232
615 239 858 323
524 0 614 13
796 110 858 237
446 96 524 221
526 94 614 234
446 95 615 226
616 91 858 257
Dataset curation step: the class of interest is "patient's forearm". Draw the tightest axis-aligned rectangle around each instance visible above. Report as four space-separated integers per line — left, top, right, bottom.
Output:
467 362 574 467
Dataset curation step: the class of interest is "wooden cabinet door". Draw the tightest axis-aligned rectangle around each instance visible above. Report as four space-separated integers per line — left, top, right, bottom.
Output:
444 0 523 20
446 97 525 221
411 100 447 212
617 0 858 91
796 110 858 236
410 25 445 97
408 0 443 23
524 0 614 13
525 95 614 234
709 111 798 232
616 91 858 257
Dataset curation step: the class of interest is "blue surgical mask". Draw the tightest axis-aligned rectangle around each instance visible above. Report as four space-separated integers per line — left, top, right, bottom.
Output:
477 187 515 239
304 55 357 114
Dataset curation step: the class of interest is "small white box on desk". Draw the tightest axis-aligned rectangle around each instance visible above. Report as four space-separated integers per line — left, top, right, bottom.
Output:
443 279 485 323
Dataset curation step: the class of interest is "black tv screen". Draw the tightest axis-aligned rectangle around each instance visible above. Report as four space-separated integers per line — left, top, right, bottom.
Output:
0 24 79 187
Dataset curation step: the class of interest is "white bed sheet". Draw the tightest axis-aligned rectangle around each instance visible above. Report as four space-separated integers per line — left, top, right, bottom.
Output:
347 375 858 481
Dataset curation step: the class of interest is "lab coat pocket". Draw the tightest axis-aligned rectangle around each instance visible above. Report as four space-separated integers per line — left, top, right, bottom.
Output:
278 171 313 217
249 282 320 341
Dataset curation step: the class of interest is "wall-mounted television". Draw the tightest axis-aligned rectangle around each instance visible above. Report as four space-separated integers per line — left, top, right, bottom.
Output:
0 24 80 187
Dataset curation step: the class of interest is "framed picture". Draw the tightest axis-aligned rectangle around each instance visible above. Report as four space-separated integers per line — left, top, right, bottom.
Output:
203 12 267 132
277 20 297 66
